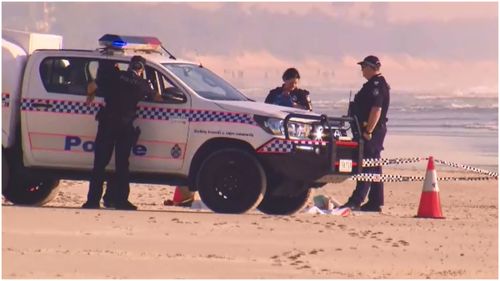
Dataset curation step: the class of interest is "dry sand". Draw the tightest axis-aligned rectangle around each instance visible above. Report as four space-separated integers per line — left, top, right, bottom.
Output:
2 166 497 279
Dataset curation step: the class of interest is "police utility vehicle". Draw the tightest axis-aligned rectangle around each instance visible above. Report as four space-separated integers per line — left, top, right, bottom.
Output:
2 29 363 215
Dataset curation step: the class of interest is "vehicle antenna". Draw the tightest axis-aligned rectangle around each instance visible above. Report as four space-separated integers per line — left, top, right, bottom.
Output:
161 45 176 60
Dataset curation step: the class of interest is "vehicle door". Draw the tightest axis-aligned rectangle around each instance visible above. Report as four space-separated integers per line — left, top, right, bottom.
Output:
22 54 105 168
131 64 191 172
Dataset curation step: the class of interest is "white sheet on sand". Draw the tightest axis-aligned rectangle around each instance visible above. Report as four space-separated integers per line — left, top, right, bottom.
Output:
189 200 351 217
304 206 351 217
190 200 209 210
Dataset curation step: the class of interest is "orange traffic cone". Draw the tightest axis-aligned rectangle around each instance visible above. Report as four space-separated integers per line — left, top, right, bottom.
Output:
416 156 445 219
172 186 185 203
164 186 195 207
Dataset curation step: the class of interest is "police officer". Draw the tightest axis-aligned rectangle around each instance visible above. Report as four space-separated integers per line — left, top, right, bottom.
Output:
341 55 390 212
265 68 313 111
83 55 158 210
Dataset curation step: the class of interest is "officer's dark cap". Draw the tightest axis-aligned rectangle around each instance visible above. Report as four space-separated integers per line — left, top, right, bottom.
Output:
357 55 381 69
282 67 300 81
130 55 146 70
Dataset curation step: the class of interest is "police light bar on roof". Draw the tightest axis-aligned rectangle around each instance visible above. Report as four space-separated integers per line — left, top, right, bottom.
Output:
99 34 162 52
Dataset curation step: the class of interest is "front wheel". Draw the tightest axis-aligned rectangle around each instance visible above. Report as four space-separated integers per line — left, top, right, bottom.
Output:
196 149 266 214
258 182 311 215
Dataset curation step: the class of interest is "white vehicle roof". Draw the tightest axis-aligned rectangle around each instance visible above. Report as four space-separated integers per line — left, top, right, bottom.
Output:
35 49 198 66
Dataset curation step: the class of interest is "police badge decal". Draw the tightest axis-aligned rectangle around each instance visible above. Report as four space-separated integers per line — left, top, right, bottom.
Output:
171 144 182 159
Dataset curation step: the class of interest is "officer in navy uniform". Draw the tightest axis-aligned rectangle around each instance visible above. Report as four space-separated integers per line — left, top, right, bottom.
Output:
342 55 390 212
83 55 159 210
265 68 313 111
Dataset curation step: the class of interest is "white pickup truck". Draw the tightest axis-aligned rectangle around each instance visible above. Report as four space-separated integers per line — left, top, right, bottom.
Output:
2 29 363 214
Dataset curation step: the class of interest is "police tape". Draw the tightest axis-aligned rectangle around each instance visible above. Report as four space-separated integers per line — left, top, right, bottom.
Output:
350 174 497 182
362 157 425 167
352 157 498 182
433 159 498 178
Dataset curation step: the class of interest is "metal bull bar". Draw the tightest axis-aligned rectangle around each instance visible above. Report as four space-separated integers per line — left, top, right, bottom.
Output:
283 113 364 175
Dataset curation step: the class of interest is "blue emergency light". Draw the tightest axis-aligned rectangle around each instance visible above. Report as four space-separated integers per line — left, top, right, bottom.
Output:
99 34 162 52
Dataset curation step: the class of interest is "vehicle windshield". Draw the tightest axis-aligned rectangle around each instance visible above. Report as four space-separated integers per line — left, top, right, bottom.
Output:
162 63 250 101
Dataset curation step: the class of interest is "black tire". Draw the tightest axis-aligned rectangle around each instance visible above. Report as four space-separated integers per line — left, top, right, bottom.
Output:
196 149 266 214
258 183 311 215
3 176 60 206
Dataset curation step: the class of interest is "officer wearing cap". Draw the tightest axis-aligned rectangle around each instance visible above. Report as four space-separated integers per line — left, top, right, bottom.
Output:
83 55 158 210
265 67 313 111
341 55 390 212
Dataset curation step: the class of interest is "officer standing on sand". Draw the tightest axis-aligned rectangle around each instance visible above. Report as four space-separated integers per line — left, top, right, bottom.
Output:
83 55 158 210
265 67 313 111
341 55 390 212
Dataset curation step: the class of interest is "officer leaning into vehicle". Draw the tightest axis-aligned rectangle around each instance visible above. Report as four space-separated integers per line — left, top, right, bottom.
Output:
83 55 160 210
265 67 313 111
341 55 390 212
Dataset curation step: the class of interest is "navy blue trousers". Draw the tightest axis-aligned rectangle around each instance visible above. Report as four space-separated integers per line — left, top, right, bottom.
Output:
87 119 134 204
348 126 387 206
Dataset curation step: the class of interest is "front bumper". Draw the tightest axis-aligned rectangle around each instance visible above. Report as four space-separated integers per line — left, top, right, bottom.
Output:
256 114 364 185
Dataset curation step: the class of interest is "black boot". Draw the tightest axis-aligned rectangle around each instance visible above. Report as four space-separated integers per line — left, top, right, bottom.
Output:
82 201 101 209
114 200 138 211
339 200 360 211
360 202 382 212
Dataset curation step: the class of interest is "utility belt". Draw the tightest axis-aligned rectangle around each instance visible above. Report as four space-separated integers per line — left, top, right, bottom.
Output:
96 107 141 145
96 107 135 125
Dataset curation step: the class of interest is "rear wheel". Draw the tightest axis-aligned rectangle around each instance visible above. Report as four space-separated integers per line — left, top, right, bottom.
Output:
2 150 59 206
258 181 311 215
3 167 60 206
196 149 266 214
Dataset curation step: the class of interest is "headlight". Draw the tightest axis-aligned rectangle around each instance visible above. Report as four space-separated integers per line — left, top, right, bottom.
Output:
254 115 313 139
264 118 284 135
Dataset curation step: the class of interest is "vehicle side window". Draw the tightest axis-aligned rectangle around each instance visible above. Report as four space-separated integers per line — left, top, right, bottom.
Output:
143 66 186 104
40 57 98 96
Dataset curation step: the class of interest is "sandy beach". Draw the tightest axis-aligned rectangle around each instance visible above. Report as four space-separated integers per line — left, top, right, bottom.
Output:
3 163 497 278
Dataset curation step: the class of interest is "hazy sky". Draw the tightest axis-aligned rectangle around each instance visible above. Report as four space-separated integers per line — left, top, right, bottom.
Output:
2 2 498 96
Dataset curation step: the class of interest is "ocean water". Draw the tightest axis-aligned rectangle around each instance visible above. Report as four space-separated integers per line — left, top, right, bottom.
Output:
241 88 498 169
314 94 498 136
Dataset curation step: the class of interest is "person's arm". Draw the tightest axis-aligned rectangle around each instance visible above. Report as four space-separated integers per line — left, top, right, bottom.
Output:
141 79 163 102
85 81 98 105
363 107 382 140
363 81 386 140
152 93 163 102
303 91 313 111
264 92 273 104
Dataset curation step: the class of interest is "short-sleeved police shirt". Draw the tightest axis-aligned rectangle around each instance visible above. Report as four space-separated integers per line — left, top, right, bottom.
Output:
353 74 390 129
96 69 155 124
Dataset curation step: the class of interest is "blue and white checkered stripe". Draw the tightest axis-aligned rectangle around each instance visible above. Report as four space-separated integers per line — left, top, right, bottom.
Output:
2 93 9 107
52 100 100 115
137 107 188 121
21 98 101 114
21 98 256 125
135 107 256 124
259 139 294 153
258 138 328 154
21 98 43 111
189 111 255 124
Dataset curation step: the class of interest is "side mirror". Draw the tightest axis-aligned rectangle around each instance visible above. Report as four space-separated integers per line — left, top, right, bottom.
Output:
162 87 187 104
